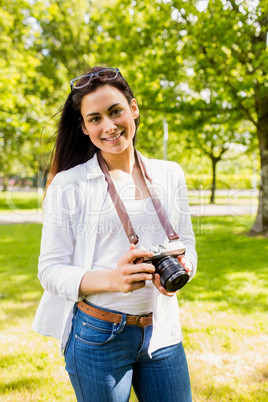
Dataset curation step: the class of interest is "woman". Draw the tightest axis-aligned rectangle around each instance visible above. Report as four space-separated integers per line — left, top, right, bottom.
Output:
33 67 197 402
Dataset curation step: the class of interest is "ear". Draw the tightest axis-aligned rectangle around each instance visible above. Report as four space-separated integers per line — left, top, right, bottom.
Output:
130 99 139 119
81 119 89 136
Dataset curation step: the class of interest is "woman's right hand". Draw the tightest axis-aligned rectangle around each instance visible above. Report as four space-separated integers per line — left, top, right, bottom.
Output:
110 244 155 293
79 245 155 297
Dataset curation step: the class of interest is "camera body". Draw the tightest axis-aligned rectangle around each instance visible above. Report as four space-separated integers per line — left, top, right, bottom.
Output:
143 240 189 292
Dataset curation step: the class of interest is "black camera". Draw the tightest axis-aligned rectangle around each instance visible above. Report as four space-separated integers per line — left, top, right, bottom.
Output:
143 240 189 292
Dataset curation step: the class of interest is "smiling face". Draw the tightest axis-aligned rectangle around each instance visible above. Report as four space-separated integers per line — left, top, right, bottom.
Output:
80 85 139 159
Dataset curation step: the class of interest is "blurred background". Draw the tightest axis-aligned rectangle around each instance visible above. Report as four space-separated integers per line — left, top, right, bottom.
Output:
1 0 267 212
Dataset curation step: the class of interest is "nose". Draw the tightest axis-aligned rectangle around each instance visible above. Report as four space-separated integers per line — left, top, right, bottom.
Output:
103 116 117 134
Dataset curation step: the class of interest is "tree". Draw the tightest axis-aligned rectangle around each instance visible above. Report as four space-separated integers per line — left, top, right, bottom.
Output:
5 0 266 234
83 0 264 212
178 0 268 233
0 1 52 188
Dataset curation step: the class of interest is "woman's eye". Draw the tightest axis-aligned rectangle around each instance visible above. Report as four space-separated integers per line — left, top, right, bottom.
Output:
111 108 122 115
89 116 100 122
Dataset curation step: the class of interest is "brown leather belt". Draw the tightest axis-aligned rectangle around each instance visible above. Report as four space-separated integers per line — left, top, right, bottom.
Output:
77 301 153 328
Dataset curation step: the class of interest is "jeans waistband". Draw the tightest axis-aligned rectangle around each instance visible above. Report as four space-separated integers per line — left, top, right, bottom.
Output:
77 301 153 328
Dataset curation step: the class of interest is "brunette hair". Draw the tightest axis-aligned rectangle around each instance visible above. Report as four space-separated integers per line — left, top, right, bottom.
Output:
47 66 140 187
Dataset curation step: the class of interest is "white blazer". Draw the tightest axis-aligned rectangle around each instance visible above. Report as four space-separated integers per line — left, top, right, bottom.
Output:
32 151 197 354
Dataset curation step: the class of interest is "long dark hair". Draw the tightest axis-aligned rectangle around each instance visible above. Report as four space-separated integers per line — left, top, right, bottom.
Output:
47 66 140 187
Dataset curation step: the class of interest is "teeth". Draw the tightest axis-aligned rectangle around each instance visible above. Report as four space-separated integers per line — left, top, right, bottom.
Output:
105 132 122 141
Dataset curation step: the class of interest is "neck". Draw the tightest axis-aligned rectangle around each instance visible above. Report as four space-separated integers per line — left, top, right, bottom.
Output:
101 148 136 174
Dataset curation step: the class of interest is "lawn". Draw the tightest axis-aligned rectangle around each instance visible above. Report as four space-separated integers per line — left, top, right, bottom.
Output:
0 191 43 212
0 190 258 213
0 218 267 401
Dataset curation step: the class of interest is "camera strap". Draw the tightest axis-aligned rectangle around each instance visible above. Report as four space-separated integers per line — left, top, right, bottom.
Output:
97 150 179 245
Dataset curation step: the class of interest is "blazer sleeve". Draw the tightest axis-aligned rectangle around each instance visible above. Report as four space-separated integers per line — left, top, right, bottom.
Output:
172 162 197 281
38 175 89 302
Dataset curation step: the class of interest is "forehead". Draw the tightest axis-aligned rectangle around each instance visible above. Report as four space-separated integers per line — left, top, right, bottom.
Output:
81 85 128 114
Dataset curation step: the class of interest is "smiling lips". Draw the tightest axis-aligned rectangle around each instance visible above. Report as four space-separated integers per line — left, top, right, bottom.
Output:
103 131 123 142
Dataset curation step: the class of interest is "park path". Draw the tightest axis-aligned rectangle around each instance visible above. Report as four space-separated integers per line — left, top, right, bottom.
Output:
0 203 258 224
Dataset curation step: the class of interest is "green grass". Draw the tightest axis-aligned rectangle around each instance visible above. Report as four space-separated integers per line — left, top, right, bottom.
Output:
0 191 258 213
181 217 268 402
187 191 259 206
0 224 75 401
0 191 43 212
0 218 267 401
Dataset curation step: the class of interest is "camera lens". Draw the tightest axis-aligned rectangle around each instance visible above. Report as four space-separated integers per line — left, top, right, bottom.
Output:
154 256 189 292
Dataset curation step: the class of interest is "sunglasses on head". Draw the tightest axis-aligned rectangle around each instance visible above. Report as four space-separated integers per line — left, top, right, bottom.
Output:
70 68 121 90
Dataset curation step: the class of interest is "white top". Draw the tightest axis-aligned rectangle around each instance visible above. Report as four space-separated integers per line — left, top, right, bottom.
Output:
87 195 166 314
32 152 197 354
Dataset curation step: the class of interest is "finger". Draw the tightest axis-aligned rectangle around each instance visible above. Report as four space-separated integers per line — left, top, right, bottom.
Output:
129 281 146 292
129 244 144 264
186 266 192 275
177 255 186 264
153 273 177 296
177 256 192 274
152 273 166 293
120 248 154 264
129 243 137 251
128 272 154 283
127 262 155 275
152 272 161 287
134 257 144 264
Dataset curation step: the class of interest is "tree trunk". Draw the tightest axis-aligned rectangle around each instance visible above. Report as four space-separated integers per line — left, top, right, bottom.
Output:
210 158 217 204
2 175 8 192
249 94 268 236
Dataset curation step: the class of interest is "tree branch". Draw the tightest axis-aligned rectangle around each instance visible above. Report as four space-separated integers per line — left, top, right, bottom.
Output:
199 44 258 127
226 79 258 126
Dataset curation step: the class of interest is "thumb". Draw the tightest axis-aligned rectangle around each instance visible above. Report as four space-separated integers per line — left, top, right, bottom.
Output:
129 243 137 251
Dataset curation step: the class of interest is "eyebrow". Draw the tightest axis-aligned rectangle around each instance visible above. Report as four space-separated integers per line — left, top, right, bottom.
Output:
86 103 122 117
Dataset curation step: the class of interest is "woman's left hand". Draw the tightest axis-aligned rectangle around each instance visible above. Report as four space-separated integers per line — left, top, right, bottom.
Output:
152 256 192 297
177 255 193 276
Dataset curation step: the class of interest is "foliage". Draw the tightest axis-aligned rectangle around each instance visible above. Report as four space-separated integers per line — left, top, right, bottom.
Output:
0 1 53 184
0 0 267 228
0 0 263 166
178 0 268 208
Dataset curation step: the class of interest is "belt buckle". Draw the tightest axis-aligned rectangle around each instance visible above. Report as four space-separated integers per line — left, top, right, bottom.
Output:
136 314 149 328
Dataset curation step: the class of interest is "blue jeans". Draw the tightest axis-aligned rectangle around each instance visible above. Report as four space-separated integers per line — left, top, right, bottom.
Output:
65 302 192 402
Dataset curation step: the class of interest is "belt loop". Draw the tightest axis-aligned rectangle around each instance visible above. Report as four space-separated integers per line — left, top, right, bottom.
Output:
116 313 127 334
